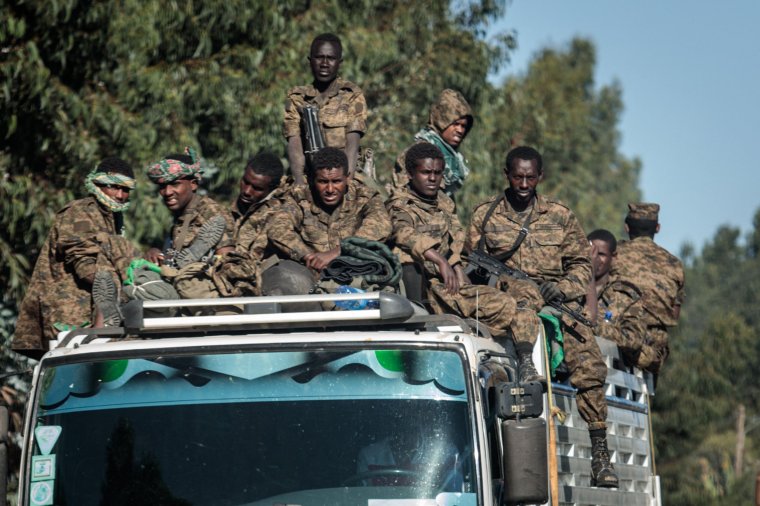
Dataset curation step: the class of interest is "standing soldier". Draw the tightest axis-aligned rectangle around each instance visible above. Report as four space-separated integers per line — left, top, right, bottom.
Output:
588 229 652 368
387 142 544 383
613 203 685 375
13 157 139 359
392 89 474 197
284 33 367 185
466 146 618 488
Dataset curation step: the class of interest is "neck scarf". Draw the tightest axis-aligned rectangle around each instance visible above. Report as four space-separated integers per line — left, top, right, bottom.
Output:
414 128 470 196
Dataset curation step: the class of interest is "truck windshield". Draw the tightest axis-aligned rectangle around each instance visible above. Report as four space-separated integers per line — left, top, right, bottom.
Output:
30 347 477 506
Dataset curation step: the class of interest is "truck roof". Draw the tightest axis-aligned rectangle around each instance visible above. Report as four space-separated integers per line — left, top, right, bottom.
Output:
46 291 506 361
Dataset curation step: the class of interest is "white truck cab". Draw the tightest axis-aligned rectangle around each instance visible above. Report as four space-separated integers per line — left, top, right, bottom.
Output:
16 292 660 506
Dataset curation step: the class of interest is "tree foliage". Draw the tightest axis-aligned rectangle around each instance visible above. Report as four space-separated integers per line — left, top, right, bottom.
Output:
653 210 760 504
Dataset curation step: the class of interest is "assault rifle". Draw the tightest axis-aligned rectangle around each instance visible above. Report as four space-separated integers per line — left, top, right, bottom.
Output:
301 105 326 157
466 249 594 327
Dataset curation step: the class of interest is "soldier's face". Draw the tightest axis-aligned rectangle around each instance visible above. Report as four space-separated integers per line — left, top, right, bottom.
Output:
309 42 342 84
312 167 348 209
158 178 198 214
98 182 132 205
409 158 444 198
505 158 541 205
238 169 274 208
441 118 468 148
591 239 615 279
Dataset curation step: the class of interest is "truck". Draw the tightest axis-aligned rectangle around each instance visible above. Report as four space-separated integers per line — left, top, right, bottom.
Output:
11 291 660 506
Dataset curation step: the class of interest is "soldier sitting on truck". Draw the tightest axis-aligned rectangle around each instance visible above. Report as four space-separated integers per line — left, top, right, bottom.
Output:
216 152 289 296
612 203 685 376
385 142 544 384
264 146 391 296
13 157 140 359
466 146 618 488
284 33 366 185
588 229 654 369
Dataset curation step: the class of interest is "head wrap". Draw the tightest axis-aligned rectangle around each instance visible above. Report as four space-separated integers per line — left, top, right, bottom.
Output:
85 169 135 212
627 202 660 222
147 146 203 184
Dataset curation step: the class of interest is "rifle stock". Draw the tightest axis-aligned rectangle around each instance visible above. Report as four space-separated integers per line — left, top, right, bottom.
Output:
465 249 593 327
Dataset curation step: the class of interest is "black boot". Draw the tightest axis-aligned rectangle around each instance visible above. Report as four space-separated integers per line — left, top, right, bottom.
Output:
93 271 122 327
517 351 546 386
175 215 227 268
590 436 619 488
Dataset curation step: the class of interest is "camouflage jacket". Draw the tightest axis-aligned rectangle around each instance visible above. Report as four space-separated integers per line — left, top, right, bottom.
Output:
595 277 647 351
268 180 391 261
13 197 129 357
283 77 367 149
466 193 592 301
612 236 685 327
232 184 288 262
168 193 235 255
386 185 463 279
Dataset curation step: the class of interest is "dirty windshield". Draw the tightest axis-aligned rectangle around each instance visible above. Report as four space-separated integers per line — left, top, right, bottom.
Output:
30 347 477 506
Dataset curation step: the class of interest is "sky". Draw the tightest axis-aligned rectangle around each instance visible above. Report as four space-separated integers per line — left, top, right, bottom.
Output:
488 0 760 255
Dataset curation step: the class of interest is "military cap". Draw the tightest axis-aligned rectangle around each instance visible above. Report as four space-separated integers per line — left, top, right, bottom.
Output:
627 202 660 221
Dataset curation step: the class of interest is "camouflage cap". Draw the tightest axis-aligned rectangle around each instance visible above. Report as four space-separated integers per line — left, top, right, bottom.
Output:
627 202 660 221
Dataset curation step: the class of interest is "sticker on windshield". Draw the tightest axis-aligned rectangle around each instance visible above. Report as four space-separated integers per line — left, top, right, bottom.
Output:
30 480 54 505
31 455 55 482
35 426 62 456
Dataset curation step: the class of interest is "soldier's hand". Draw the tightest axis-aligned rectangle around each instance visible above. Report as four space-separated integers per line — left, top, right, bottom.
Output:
439 262 460 295
539 281 564 304
304 247 340 271
145 247 164 266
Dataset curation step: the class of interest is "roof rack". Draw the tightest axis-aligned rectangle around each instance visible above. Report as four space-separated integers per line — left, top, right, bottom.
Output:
53 292 493 349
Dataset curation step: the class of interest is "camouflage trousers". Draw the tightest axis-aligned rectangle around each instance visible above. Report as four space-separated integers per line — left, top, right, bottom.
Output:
428 280 541 346
562 318 608 430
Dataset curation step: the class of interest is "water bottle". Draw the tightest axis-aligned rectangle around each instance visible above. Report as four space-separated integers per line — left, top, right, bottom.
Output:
335 285 377 310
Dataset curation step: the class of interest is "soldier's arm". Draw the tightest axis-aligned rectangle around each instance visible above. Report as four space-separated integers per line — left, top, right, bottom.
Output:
284 93 306 185
465 205 486 254
267 203 313 261
387 204 439 264
56 207 102 285
344 90 367 177
354 193 392 243
557 212 593 301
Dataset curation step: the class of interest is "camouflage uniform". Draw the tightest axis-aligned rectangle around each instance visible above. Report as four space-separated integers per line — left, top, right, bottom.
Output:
386 185 539 345
268 180 391 261
467 192 608 430
283 77 367 151
13 197 139 359
595 278 651 368
163 193 236 299
613 236 685 373
232 184 288 262
392 89 473 195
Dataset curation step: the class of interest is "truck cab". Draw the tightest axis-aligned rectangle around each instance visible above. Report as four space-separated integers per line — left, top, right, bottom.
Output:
16 292 659 506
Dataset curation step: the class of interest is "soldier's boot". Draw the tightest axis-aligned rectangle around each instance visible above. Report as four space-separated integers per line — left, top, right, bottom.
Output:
517 350 546 386
175 215 227 268
590 436 619 488
92 271 122 327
